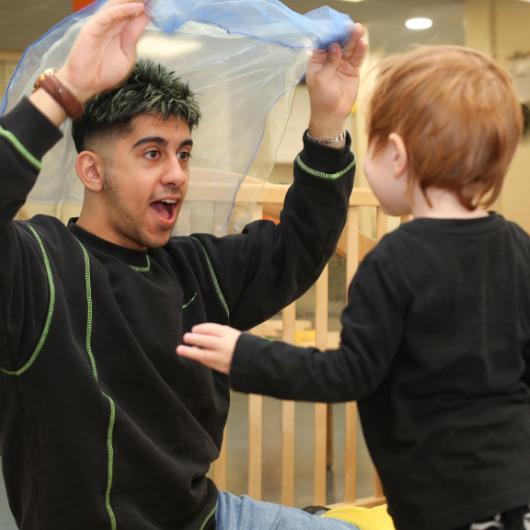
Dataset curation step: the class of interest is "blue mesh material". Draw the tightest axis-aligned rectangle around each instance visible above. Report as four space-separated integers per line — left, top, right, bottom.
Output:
1 0 353 235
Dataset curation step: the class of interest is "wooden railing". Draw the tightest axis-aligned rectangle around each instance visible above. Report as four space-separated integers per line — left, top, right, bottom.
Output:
211 183 402 509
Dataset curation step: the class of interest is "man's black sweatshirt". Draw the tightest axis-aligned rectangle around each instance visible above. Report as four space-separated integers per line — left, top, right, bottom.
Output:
0 98 355 530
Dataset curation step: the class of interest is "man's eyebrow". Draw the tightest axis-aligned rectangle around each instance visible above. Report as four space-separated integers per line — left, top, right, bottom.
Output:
180 139 194 149
132 137 194 149
132 136 168 149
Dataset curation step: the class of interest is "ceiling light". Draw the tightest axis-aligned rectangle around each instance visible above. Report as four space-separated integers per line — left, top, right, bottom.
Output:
405 17 433 31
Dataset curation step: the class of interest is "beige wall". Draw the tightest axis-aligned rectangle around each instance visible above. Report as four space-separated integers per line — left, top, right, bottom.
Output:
465 0 530 232
0 51 19 97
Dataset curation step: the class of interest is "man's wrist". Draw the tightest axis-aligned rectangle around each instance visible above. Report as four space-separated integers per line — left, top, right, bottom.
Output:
308 117 348 149
55 68 93 105
305 129 346 146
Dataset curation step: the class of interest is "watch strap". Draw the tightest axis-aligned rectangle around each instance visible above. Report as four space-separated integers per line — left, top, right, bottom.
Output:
33 69 83 119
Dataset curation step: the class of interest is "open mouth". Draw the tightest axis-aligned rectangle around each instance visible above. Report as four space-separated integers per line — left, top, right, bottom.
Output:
151 199 178 223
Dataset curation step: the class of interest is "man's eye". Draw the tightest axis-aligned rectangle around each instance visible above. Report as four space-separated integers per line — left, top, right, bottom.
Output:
145 150 160 160
178 151 191 161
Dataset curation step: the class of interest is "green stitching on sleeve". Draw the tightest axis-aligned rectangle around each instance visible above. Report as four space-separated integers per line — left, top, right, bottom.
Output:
103 393 117 530
75 239 117 529
76 241 98 380
182 292 198 310
191 237 230 319
0 224 55 377
0 125 42 171
130 255 151 273
199 505 217 530
295 154 356 180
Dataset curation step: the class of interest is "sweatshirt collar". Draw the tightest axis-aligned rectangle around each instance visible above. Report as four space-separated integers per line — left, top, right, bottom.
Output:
68 219 150 268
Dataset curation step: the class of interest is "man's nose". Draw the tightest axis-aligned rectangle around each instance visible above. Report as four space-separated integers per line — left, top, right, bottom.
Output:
162 155 188 186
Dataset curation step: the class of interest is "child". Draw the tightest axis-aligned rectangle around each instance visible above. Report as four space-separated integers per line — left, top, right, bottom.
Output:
177 45 530 530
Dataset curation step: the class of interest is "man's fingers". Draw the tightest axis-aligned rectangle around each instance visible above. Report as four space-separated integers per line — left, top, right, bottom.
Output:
90 3 146 33
314 43 342 83
104 0 145 8
348 37 368 68
342 23 364 59
121 12 150 54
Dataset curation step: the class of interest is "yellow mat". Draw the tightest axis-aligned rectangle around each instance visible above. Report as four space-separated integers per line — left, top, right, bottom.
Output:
323 504 395 530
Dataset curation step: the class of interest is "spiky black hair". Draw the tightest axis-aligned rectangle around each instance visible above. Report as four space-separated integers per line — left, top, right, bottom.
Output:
72 59 201 152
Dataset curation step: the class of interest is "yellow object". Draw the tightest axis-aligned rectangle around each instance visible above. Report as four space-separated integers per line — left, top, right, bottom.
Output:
294 329 316 343
323 504 395 530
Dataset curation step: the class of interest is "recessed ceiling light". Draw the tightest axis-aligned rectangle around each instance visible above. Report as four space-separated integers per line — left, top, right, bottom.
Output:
405 17 433 31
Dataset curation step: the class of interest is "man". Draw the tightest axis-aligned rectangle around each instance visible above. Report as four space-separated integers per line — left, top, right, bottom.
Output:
0 1 366 529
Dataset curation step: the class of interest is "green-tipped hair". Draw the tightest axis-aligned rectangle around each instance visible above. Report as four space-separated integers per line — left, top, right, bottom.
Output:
72 59 201 152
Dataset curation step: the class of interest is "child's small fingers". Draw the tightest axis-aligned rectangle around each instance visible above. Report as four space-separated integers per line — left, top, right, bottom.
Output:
177 345 213 362
183 332 221 350
191 322 225 335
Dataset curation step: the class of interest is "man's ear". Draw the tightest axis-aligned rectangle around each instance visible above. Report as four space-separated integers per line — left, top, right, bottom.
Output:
388 132 408 179
75 151 106 192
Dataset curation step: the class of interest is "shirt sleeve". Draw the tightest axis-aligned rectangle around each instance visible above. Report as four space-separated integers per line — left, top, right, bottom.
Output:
191 132 356 331
230 240 410 402
0 98 62 372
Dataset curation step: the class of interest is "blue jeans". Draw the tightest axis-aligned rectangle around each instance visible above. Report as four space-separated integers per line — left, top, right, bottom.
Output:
215 492 359 530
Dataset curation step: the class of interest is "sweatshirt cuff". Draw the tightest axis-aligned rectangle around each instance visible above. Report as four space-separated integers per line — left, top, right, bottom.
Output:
296 130 355 180
0 97 63 164
231 332 269 393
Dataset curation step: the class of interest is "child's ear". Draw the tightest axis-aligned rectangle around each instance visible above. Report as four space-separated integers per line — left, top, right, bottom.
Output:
388 132 408 179
75 151 106 193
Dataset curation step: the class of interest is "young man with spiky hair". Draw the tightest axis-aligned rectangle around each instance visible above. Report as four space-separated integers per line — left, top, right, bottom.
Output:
0 2 366 530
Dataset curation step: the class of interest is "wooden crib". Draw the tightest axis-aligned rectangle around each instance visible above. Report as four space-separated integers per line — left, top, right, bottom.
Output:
210 181 406 510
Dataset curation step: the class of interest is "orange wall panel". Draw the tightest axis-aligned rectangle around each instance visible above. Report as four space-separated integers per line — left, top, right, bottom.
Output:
72 0 93 11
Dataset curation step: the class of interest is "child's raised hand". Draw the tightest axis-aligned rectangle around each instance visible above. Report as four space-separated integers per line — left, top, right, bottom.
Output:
176 323 241 374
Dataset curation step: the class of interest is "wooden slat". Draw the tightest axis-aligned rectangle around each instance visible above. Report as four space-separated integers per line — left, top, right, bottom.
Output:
374 473 384 498
281 303 296 506
344 206 360 502
313 267 329 505
248 394 263 499
259 185 380 207
314 403 328 505
248 203 264 500
346 206 360 282
344 403 358 502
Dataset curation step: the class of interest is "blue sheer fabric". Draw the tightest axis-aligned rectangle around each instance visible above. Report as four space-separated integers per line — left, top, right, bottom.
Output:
2 0 353 235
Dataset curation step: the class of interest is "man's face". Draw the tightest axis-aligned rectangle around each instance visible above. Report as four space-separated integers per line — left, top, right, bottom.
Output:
98 114 193 250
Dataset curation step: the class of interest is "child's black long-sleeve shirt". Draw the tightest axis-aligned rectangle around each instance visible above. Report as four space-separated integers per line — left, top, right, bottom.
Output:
232 214 530 530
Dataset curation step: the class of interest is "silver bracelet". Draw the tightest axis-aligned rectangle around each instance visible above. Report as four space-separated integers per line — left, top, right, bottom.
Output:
305 129 346 145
